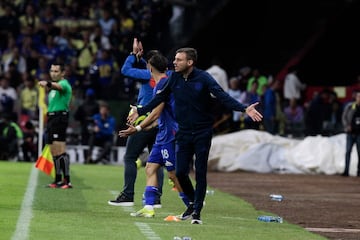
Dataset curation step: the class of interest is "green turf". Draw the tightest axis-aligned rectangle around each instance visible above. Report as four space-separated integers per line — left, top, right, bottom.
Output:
0 161 326 240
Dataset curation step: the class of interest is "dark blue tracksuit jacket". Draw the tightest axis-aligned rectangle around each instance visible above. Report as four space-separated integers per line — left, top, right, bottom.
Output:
138 67 248 133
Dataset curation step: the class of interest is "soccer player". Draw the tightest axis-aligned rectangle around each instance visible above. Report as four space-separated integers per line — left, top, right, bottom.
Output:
108 38 164 207
129 48 262 224
119 53 189 217
38 61 73 189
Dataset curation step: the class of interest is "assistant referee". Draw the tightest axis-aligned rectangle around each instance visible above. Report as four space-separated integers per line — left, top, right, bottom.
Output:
39 61 73 189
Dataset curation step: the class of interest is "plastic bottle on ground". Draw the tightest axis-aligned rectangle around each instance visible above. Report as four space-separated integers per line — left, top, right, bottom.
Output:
257 215 283 223
206 189 214 195
269 194 283 201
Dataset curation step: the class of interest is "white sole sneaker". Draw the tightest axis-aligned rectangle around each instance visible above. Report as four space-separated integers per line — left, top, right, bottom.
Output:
108 201 134 207
153 203 162 209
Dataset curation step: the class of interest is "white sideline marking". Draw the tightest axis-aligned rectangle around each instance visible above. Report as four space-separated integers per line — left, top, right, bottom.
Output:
11 166 39 240
135 222 161 240
306 227 360 233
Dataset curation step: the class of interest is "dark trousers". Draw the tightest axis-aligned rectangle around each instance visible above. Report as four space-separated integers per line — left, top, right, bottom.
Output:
122 127 164 199
175 129 213 214
344 133 360 175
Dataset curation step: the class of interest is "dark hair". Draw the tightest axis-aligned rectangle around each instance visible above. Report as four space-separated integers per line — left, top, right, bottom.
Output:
176 47 197 64
148 54 168 73
146 50 160 61
51 61 65 72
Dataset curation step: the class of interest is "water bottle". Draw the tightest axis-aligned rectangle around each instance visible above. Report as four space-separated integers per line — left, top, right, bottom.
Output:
173 237 182 240
257 215 283 223
269 194 283 201
206 190 214 195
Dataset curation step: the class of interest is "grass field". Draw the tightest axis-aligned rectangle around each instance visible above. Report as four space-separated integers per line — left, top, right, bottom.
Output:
0 161 326 240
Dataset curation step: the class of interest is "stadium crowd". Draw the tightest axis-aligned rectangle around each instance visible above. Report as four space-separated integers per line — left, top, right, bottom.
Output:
0 0 353 162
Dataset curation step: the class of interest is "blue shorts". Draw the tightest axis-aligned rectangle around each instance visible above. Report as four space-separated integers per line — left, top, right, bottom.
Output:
147 141 176 172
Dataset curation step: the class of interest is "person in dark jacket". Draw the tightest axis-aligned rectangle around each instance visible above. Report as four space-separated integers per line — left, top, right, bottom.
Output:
341 90 360 176
87 101 116 164
130 47 262 224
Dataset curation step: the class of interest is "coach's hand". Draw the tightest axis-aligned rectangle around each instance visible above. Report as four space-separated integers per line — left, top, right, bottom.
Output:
245 102 263 122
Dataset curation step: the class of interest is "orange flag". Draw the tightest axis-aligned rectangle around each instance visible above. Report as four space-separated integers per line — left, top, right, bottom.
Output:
35 144 55 178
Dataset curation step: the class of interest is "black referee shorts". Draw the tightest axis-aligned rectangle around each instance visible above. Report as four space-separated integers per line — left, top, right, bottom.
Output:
46 111 69 143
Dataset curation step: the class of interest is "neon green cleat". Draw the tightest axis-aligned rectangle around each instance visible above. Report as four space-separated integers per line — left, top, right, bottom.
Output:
130 207 155 218
136 159 142 169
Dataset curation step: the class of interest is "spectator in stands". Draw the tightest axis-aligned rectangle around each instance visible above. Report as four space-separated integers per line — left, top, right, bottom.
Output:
33 56 49 81
305 89 331 136
0 112 23 161
18 74 38 120
283 65 306 106
246 68 268 96
342 90 360 177
74 29 98 73
263 79 282 135
98 8 116 37
237 66 252 92
0 3 20 37
241 80 261 130
0 75 17 117
322 90 343 136
74 88 100 146
207 58 231 134
284 98 305 138
90 24 111 52
3 47 27 75
1 34 17 67
21 120 37 162
206 57 229 92
227 77 242 132
38 35 61 65
19 3 40 33
87 101 116 164
94 49 118 98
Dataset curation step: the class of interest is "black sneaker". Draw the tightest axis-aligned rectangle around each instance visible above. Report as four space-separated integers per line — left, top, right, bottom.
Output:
154 198 162 209
108 193 134 206
179 203 194 220
191 212 202 224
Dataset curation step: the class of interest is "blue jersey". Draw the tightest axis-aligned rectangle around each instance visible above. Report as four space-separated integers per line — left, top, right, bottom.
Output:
121 54 172 105
121 55 154 105
92 113 116 140
154 76 178 144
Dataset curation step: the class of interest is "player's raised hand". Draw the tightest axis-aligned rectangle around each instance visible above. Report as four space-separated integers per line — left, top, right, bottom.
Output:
137 41 144 58
132 38 139 54
127 105 139 125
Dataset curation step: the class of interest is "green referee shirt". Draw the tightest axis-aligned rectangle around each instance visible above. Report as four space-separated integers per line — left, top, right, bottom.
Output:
47 79 72 112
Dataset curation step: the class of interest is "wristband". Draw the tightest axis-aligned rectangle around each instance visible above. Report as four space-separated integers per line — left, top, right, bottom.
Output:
135 125 142 132
46 81 52 88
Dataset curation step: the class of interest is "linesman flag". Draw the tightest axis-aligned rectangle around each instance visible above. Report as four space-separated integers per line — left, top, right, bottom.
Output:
35 144 55 178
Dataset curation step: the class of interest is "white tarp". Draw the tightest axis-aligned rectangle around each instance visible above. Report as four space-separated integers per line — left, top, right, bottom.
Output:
208 129 359 176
